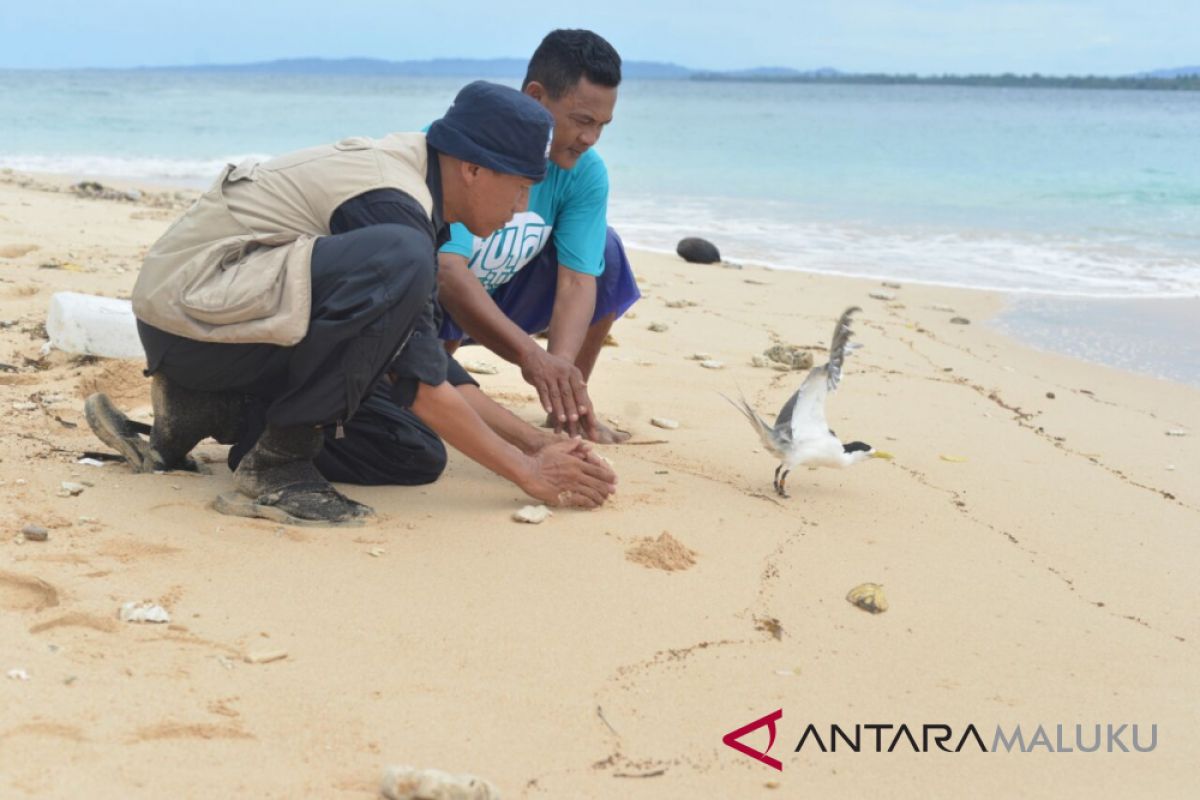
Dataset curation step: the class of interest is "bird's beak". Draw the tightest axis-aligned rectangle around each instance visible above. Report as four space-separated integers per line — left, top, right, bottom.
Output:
869 450 894 460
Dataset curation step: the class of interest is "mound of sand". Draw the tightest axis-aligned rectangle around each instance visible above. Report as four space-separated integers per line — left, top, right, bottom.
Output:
625 532 697 572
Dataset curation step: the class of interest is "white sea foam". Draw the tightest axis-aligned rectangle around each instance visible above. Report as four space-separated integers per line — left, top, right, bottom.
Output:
610 194 1200 299
0 153 270 187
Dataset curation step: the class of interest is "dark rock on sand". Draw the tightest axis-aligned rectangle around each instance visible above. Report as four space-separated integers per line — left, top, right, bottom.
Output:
676 237 721 264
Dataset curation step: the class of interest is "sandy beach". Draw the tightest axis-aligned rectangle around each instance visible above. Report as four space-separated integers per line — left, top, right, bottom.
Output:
1 171 1198 798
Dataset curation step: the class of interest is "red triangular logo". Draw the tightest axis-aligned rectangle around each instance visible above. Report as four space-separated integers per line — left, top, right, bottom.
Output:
722 708 783 771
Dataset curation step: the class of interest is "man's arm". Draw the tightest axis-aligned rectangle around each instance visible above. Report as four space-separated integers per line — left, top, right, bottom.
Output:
438 251 592 433
411 380 615 507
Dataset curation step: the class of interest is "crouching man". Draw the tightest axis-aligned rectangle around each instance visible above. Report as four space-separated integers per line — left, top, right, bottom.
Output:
85 81 617 526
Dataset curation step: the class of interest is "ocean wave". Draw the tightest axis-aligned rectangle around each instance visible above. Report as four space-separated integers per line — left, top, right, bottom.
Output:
0 153 271 187
610 194 1200 299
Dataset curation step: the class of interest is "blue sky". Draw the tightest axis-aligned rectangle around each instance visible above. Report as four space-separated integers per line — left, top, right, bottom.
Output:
2 1 1196 73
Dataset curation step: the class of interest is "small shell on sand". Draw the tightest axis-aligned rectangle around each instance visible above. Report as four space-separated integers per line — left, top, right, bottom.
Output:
699 359 725 370
244 650 288 665
846 583 888 614
950 317 971 325
689 352 712 360
119 601 170 624
461 360 499 375
1165 429 1187 437
648 322 669 333
381 765 499 800
650 417 679 430
512 505 552 524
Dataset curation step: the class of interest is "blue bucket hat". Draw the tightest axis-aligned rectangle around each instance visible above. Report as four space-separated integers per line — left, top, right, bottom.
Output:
428 81 554 182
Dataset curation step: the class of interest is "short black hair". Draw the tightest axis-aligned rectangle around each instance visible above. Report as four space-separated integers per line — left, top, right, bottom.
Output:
522 29 622 99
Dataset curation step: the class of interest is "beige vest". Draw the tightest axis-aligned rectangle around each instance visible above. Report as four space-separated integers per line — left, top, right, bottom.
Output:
133 132 434 345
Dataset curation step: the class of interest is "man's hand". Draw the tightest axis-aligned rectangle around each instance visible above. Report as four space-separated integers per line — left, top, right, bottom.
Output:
519 344 596 439
519 438 616 508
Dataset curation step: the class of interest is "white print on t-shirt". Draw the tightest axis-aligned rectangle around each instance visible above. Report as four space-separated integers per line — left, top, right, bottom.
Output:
467 211 553 291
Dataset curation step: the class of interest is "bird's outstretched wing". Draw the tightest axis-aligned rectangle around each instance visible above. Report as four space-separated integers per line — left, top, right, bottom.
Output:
720 390 788 457
825 306 861 392
779 306 861 444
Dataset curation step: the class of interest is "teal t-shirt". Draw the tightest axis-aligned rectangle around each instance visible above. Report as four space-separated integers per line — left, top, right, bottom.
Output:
439 148 609 292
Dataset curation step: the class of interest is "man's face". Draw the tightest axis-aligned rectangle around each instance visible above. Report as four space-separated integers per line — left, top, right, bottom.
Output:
527 77 617 170
460 166 533 237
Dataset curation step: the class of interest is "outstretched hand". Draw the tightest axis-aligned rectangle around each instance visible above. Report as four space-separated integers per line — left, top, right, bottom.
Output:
520 346 597 439
521 438 617 508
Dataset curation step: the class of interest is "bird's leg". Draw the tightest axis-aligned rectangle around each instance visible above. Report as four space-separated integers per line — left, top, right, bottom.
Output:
777 468 791 498
773 464 783 495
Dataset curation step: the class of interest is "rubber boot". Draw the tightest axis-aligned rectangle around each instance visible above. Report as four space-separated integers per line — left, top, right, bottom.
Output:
229 424 374 525
149 374 245 470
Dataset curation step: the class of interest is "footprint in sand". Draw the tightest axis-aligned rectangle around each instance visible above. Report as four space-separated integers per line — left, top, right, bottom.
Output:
0 722 86 743
132 722 254 743
28 611 119 635
0 570 60 612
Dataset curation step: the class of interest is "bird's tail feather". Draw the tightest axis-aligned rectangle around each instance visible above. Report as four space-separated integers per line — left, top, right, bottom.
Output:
720 390 782 455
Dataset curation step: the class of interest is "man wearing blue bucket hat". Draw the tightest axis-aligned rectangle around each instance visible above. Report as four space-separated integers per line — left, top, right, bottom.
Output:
436 30 640 444
86 81 617 526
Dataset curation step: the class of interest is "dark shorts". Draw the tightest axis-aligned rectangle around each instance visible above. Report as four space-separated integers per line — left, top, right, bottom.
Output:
438 226 641 342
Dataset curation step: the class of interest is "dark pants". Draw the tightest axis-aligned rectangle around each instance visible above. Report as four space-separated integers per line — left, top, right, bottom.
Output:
139 224 447 486
438 226 641 341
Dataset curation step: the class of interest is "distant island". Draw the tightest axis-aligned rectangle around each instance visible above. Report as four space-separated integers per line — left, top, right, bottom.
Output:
692 71 1200 91
129 57 1200 90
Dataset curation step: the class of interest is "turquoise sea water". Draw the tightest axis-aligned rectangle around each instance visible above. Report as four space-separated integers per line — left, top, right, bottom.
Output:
3 70 1199 382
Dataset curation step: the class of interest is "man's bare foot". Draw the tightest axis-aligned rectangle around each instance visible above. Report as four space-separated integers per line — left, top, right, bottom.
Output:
542 412 631 444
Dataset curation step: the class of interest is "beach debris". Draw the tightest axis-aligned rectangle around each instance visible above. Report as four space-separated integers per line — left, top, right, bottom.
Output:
626 532 697 572
244 650 288 665
77 457 108 467
461 360 499 375
21 524 49 542
868 292 896 301
689 352 713 361
664 299 698 309
675 236 721 265
950 317 971 325
871 450 895 460
881 281 902 289
939 454 968 463
929 304 956 313
647 321 669 333
1045 392 1056 399
1165 429 1188 437
57 481 86 497
699 359 725 370
846 583 888 614
750 355 771 368
512 505 552 524
602 333 619 347
1166 464 1176 471
762 344 814 371
774 667 803 677
380 765 499 800
71 181 144 204
624 311 637 319
367 548 386 558
119 601 171 624
743 278 769 285
650 417 679 430
755 616 785 640
7 668 30 681
12 401 38 411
